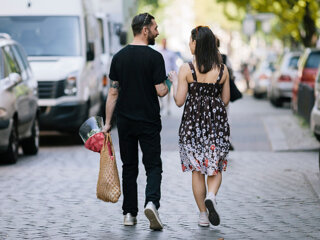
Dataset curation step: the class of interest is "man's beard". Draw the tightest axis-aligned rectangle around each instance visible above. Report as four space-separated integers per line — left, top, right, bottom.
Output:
147 33 155 45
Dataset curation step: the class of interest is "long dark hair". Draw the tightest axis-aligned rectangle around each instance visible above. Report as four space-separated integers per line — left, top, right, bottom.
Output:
191 26 222 73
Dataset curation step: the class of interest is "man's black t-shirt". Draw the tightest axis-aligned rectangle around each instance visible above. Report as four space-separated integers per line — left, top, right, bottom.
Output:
109 45 166 124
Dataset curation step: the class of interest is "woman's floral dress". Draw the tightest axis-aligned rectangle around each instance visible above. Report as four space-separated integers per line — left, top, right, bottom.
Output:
179 62 230 176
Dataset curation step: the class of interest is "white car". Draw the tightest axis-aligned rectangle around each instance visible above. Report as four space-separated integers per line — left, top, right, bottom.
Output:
252 60 276 98
0 34 39 164
268 51 301 107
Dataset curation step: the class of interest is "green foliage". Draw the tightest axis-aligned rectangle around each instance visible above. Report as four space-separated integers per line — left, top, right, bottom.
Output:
138 0 159 14
217 0 320 48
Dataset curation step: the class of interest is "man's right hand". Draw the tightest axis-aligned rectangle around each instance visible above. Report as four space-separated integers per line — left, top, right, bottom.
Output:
102 123 112 134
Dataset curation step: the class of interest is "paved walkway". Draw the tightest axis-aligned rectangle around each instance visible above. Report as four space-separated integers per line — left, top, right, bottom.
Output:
0 95 319 239
0 149 319 239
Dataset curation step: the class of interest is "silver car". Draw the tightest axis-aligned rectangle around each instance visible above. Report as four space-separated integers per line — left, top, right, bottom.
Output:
0 34 39 164
252 59 276 98
268 51 301 107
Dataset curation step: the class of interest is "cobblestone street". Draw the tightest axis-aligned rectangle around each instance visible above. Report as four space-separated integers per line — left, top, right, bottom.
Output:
0 95 320 240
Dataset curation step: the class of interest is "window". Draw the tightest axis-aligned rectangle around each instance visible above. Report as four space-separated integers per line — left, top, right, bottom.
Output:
0 16 81 56
11 44 29 81
97 19 105 53
0 48 4 79
2 45 21 74
305 52 320 69
288 56 299 69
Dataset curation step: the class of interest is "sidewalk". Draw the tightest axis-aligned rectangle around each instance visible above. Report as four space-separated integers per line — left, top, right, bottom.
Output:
1 148 318 239
0 95 319 239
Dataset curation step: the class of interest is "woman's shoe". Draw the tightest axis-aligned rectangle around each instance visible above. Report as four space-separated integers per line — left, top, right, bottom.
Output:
198 212 209 227
205 194 220 226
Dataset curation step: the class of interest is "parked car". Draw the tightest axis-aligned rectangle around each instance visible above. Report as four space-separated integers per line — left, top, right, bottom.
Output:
0 34 39 164
0 0 104 132
311 65 320 141
292 48 320 112
252 59 276 98
268 51 301 107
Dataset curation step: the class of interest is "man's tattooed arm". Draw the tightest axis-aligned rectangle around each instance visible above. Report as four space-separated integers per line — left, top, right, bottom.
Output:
110 80 120 89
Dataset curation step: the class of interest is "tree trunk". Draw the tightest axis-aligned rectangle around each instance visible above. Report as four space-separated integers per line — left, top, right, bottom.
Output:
301 2 316 47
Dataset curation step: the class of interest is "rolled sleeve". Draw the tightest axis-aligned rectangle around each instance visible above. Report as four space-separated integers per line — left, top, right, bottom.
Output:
153 54 167 85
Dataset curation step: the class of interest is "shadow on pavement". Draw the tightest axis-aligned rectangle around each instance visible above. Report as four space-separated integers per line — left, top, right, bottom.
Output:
40 131 83 147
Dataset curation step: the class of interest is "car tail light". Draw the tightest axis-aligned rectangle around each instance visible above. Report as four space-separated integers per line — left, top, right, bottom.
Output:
259 74 269 80
278 75 291 82
0 108 7 118
103 75 108 87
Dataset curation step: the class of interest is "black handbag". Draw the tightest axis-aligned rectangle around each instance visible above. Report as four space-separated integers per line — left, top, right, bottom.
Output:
222 54 242 102
230 77 242 102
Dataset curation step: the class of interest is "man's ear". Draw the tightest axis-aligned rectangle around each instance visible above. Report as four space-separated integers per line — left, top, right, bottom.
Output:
143 26 149 35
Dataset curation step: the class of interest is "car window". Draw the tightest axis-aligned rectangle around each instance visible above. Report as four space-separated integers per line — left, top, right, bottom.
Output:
0 48 9 78
0 48 4 79
11 44 28 81
2 45 21 74
15 45 29 70
305 51 320 68
97 18 105 53
288 56 299 69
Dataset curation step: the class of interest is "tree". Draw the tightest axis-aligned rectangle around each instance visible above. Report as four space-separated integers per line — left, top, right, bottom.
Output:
217 0 320 48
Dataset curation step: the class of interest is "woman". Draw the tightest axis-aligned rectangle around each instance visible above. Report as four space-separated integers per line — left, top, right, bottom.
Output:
168 26 230 227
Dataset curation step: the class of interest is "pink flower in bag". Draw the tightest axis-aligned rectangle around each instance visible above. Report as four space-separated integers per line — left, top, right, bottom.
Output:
84 132 105 152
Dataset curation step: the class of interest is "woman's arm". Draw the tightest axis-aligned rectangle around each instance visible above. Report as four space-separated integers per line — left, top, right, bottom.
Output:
170 63 189 107
220 64 230 106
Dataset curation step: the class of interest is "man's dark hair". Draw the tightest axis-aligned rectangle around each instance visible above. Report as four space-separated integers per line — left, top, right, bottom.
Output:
131 13 154 36
191 26 222 73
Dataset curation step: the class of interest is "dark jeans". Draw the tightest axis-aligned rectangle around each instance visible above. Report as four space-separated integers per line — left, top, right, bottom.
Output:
117 116 162 217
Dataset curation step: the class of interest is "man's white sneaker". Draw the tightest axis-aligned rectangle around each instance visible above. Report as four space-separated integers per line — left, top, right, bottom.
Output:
123 213 137 226
144 202 163 230
198 212 209 227
205 194 220 226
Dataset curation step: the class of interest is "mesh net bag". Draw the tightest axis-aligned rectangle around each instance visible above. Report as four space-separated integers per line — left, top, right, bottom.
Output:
96 133 121 203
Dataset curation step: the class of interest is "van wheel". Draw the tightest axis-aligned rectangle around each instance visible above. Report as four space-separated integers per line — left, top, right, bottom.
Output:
1 119 19 164
21 117 39 155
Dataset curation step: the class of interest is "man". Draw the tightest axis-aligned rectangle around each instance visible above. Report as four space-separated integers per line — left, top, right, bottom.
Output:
103 13 168 230
216 38 240 151
158 38 178 115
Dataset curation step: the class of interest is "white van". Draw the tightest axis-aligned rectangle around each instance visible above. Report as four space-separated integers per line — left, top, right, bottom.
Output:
95 12 127 119
0 0 104 132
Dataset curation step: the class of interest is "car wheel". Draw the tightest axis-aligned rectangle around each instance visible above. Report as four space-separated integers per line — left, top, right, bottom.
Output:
253 92 263 99
1 119 19 164
21 117 39 155
314 133 320 142
270 98 283 107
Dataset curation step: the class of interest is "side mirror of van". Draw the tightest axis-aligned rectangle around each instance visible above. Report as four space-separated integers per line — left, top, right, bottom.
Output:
87 42 95 61
4 73 22 90
120 31 127 45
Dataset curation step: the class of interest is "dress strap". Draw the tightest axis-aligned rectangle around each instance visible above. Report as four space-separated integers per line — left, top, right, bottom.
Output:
188 62 197 82
217 64 224 83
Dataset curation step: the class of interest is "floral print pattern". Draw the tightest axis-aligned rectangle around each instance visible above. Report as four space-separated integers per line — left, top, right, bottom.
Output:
179 63 230 176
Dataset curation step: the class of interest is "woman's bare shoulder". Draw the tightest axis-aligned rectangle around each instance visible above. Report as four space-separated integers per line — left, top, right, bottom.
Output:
180 62 190 71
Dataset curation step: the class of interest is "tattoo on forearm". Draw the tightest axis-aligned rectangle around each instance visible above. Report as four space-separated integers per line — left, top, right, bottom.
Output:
110 80 120 89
